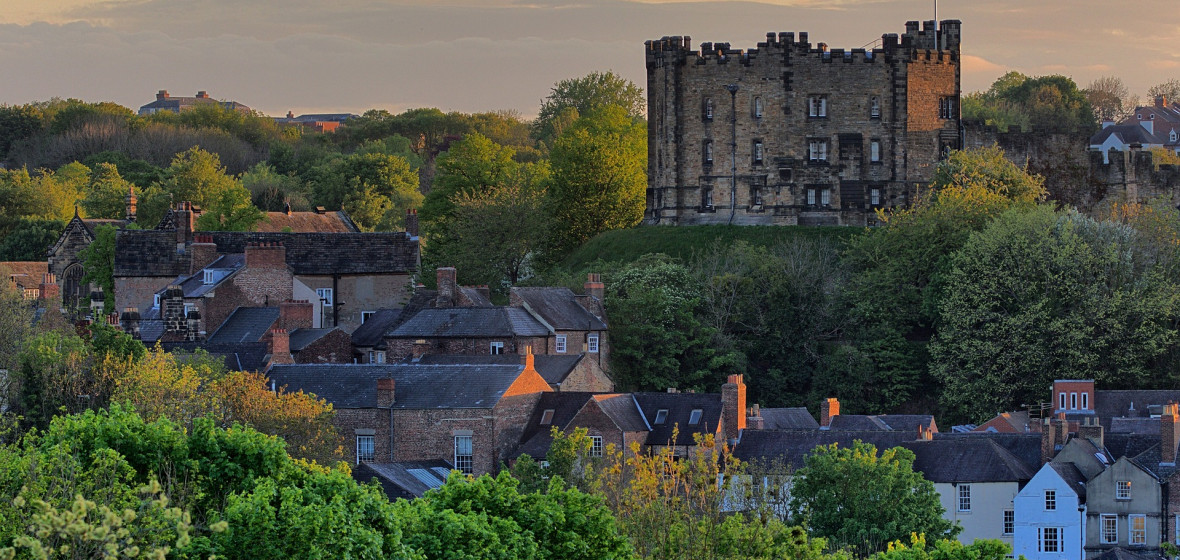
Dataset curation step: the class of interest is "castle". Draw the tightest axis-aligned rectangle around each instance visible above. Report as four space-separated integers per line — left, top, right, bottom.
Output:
645 20 962 226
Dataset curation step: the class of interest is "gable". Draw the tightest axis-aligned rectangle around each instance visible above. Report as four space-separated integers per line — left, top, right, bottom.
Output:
48 216 96 261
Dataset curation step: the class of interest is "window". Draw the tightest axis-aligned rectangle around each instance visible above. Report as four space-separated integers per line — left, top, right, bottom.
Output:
704 97 714 120
1130 514 1146 545
316 287 333 306
1003 510 1014 536
704 140 714 165
939 96 955 119
587 334 599 353
870 96 881 118
590 435 603 457
1175 514 1179 544
556 335 567 353
153 294 160 308
809 140 828 162
821 189 831 207
361 311 375 324
1117 480 1131 500
753 141 764 164
870 140 881 162
1082 392 1089 410
454 435 473 474
1059 392 1066 410
1070 392 1077 410
957 484 971 512
368 350 386 364
689 409 703 425
806 189 817 206
540 409 554 425
701 186 714 208
202 270 215 284
753 96 764 118
356 435 375 464
751 186 763 206
1171 130 1178 143
490 341 504 355
184 303 197 317
1038 527 1062 553
1101 514 1118 544
1044 489 1056 511
870 188 881 206
654 409 669 424
808 96 827 117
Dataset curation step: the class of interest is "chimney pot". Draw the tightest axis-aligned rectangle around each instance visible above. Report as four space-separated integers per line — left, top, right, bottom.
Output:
377 378 396 407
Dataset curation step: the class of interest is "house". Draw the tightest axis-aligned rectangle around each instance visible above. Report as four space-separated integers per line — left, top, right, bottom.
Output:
266 350 552 476
818 396 938 433
138 90 251 116
403 353 612 393
48 206 129 308
2 263 55 302
516 392 650 461
509 278 609 371
350 308 404 364
1088 96 1180 162
1013 462 1088 560
274 112 358 134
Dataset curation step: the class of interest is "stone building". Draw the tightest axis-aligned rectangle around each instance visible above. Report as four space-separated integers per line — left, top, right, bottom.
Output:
645 20 962 226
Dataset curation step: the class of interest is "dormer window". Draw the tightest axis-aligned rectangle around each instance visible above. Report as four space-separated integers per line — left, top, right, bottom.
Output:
153 294 160 308
1171 130 1177 143
202 270 215 285
654 409 668 425
689 409 703 425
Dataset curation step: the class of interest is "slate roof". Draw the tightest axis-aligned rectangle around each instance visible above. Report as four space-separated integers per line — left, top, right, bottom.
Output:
516 392 649 458
1049 461 1088 500
938 432 1043 470
1089 123 1165 147
159 341 269 372
1102 433 1160 463
634 392 724 447
354 461 453 500
828 414 935 432
511 287 607 330
266 363 529 409
732 430 913 466
460 287 494 307
207 307 280 344
164 254 245 298
255 211 359 233
403 354 584 386
759 408 820 430
138 320 165 342
351 309 403 349
387 307 549 338
1095 390 1180 421
1092 548 1168 560
289 328 339 352
1111 417 1159 435
114 230 418 277
904 438 1035 483
594 394 651 432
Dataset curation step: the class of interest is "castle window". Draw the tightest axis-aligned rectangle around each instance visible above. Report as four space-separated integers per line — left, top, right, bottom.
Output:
701 186 714 209
704 97 714 120
807 189 816 206
753 96 764 118
870 188 881 206
703 141 714 165
870 140 881 162
809 140 828 162
753 141 764 164
871 96 881 118
939 97 955 119
821 188 831 206
751 186 763 206
808 96 827 118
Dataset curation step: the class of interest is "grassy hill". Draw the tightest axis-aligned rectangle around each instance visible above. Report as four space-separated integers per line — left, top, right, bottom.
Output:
557 224 865 273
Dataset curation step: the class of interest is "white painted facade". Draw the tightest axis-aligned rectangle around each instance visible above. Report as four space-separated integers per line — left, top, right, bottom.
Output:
935 481 1019 548
1014 464 1086 560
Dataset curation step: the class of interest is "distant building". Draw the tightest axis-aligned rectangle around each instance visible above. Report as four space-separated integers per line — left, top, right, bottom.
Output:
274 112 358 133
1089 96 1180 162
138 90 251 116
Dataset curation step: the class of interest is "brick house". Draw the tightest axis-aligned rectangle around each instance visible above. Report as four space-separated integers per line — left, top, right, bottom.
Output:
266 351 552 476
404 353 613 393
509 275 609 372
645 20 961 226
516 392 650 460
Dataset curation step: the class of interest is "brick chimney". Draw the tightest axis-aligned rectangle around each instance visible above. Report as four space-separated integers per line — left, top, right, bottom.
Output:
747 404 764 430
175 201 195 251
245 242 286 269
189 234 218 274
279 299 313 330
1078 416 1104 450
918 425 934 441
435 267 458 307
1041 413 1070 464
196 90 210 99
585 273 605 302
522 345 535 372
162 285 186 332
377 378 396 408
1157 95 1168 109
157 90 169 100
405 208 419 237
268 328 295 365
120 307 141 339
38 273 59 301
124 186 136 222
1163 402 1179 465
820 397 840 428
722 374 747 445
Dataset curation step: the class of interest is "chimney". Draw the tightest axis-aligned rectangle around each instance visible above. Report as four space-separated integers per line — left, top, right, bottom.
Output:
188 234 218 274
196 90 209 99
268 328 294 365
284 201 292 216
157 90 169 100
124 186 137 222
1078 416 1104 450
175 202 194 251
162 285 186 333
522 346 535 372
1157 95 1168 109
722 374 747 445
435 267 458 307
37 273 59 301
185 308 202 341
120 307 141 339
405 208 419 237
377 378 396 408
820 397 840 428
286 111 294 119
1040 418 1056 464
279 299 313 330
918 425 933 441
411 339 429 361
585 273 605 302
245 242 286 269
746 404 764 430
1163 402 1179 465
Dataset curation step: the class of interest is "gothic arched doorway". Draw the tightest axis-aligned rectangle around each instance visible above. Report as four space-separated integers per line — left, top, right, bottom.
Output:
62 263 86 310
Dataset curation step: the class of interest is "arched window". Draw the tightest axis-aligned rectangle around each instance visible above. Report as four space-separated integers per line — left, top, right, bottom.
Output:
62 263 86 309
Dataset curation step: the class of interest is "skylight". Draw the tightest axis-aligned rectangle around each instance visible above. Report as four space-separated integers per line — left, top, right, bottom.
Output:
654 409 668 425
688 409 703 425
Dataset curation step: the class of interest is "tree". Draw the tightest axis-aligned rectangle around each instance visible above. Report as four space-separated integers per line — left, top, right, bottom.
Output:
789 441 957 556
0 218 64 261
548 106 646 257
931 206 1180 423
155 148 261 232
79 224 116 314
422 133 520 232
310 152 421 230
1148 79 1180 104
0 104 44 160
13 331 96 430
871 534 1010 560
535 71 645 146
80 162 134 219
1085 76 1135 122
962 72 1095 132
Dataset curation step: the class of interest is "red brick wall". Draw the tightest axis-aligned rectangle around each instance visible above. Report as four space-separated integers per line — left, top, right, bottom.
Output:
392 409 497 474
331 408 389 464
245 243 287 268
1052 380 1095 413
295 329 353 363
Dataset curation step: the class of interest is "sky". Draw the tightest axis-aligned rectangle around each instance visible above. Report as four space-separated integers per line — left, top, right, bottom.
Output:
1 0 1177 118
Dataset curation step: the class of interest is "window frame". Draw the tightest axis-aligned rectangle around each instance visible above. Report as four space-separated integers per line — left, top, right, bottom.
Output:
703 140 714 165
753 96 764 118
689 409 703 425
806 188 817 206
540 409 555 425
1070 392 1078 410
202 270 215 285
1044 489 1056 511
809 139 828 162
939 96 956 120
361 310 375 324
1003 509 1014 536
654 409 669 425
870 140 881 163
957 484 971 512
587 333 599 353
820 188 831 207
704 97 714 120
1130 514 1146 545
1117 480 1131 500
356 435 375 464
1059 392 1066 410
808 95 828 118
870 188 881 207
1038 527 1062 553
490 341 505 355
1082 392 1089 410
368 350 386 364
454 435 473 474
589 435 603 457
316 287 334 306
555 335 567 353
1101 514 1118 544
870 96 881 119
753 140 764 165
701 185 714 209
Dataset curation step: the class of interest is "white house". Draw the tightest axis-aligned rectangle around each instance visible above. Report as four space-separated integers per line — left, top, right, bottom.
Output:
1014 462 1087 560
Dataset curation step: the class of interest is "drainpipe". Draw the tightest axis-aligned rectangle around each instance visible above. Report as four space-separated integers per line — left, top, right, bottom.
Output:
726 84 739 225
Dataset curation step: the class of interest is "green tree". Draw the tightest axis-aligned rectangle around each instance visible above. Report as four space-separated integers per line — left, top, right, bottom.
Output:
240 163 309 211
789 441 957 556
80 162 134 219
963 72 1095 132
422 133 520 233
0 218 64 261
310 152 420 230
871 534 1010 560
79 224 117 314
155 147 247 211
535 71 645 146
13 331 96 430
81 151 166 190
548 106 646 257
0 104 44 160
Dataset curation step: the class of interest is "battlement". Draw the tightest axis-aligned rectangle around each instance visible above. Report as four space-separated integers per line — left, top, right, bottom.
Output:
646 20 961 69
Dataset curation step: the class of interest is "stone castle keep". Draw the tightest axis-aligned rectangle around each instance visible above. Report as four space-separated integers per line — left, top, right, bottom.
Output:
645 20 962 226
